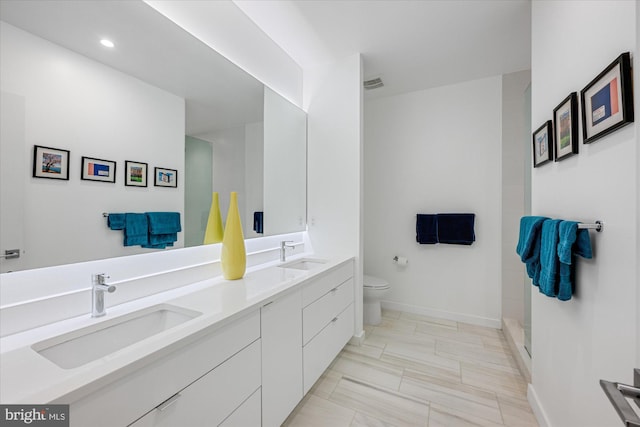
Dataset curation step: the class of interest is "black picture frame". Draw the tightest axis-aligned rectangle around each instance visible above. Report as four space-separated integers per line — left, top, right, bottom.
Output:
532 120 553 167
553 92 579 161
154 167 178 188
32 145 70 180
81 156 116 183
124 160 148 187
581 52 634 144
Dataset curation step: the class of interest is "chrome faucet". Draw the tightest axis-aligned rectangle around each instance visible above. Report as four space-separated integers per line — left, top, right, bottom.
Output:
92 273 116 318
280 241 295 262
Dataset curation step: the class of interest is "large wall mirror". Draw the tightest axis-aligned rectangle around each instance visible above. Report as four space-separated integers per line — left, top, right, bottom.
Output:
0 0 307 273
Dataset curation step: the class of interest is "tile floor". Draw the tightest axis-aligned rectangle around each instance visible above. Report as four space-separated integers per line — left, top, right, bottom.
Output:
283 309 539 427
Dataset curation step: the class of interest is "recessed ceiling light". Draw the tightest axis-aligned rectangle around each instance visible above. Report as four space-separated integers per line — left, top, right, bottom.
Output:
100 39 115 48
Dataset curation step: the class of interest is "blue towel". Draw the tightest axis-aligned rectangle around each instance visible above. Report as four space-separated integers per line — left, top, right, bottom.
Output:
437 213 475 245
107 213 125 230
556 221 593 301
124 213 149 246
539 219 562 297
516 216 548 285
145 212 181 248
253 211 264 234
416 214 438 244
146 212 181 234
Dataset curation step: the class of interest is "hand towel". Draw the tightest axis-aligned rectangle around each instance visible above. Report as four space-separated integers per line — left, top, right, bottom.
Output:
516 216 549 286
146 212 181 249
556 221 593 301
437 213 475 245
124 213 149 247
538 219 562 297
146 212 181 234
107 213 125 230
416 214 438 244
253 211 264 234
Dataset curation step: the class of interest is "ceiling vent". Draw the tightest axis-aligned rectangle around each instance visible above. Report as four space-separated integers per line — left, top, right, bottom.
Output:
363 77 384 90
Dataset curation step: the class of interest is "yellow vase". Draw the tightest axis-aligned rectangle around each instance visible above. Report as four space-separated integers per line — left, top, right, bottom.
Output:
221 192 246 280
203 192 224 244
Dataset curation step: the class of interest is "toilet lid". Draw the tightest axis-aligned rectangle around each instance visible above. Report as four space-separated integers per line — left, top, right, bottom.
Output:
363 275 390 289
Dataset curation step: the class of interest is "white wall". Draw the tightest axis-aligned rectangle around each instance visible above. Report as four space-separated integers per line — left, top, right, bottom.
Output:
307 54 364 337
530 2 637 426
502 70 532 324
264 87 307 236
364 76 503 327
145 0 303 107
0 23 185 271
244 121 264 239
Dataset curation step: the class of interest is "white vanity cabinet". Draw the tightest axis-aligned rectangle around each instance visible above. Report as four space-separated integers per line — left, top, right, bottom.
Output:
260 289 302 427
301 261 354 394
43 258 356 427
69 311 261 427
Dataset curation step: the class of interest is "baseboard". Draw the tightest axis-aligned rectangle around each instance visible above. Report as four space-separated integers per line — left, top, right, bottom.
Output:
350 329 365 345
380 301 501 329
528 383 551 427
502 318 531 383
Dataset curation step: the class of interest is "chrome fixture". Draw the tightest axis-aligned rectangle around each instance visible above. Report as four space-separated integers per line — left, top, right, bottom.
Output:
280 241 295 262
91 273 116 318
0 249 20 260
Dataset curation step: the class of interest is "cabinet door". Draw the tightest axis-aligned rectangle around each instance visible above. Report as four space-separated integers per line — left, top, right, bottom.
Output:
129 339 261 427
219 387 261 427
261 289 303 427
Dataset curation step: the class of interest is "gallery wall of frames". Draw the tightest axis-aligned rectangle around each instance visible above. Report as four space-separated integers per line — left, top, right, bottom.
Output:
32 145 178 188
532 52 634 168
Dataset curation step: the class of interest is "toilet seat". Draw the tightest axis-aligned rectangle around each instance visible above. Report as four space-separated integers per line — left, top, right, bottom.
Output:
363 275 390 290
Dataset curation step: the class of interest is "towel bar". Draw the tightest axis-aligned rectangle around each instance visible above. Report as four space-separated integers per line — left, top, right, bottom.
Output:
578 221 603 232
600 369 640 427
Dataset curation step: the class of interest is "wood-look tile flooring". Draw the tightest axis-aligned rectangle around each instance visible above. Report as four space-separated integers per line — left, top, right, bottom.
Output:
283 309 539 427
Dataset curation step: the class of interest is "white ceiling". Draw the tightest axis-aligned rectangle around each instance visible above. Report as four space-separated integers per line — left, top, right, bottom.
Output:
236 0 532 99
1 0 531 135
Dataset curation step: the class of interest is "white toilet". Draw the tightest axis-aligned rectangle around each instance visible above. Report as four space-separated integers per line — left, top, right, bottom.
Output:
363 275 391 325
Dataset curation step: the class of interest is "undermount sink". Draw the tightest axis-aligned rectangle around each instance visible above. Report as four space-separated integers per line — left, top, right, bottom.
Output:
278 258 328 271
32 304 201 369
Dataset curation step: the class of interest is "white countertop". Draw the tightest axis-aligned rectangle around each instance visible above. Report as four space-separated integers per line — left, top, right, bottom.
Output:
0 254 353 404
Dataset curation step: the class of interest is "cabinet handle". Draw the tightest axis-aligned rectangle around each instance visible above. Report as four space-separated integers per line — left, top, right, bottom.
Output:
331 317 338 323
157 393 182 411
330 287 338 293
262 301 274 308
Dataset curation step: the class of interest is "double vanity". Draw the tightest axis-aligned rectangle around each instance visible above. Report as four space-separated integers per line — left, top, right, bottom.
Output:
0 255 355 427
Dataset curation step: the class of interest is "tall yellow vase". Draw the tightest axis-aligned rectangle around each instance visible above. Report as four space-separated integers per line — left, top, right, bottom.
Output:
221 192 246 280
203 192 224 244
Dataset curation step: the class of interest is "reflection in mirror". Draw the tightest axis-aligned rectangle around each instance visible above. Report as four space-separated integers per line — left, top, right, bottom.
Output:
0 0 307 273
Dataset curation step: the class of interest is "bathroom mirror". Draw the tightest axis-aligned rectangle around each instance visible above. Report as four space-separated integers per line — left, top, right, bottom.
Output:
0 0 307 273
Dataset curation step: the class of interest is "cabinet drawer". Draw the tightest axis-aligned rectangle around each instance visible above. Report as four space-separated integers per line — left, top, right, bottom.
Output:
219 387 261 427
303 303 354 394
303 278 353 345
130 339 261 427
71 310 260 427
302 260 353 307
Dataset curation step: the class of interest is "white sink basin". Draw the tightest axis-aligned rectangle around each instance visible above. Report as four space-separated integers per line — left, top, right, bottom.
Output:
278 258 328 271
32 304 201 369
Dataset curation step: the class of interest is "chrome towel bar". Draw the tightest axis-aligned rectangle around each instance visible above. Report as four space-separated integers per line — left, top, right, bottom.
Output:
600 369 640 427
578 220 603 232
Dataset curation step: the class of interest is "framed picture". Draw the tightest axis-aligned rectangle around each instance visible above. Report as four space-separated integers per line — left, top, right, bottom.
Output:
553 92 579 161
581 52 634 144
33 145 70 180
532 121 553 167
81 156 116 183
154 167 178 188
124 160 147 187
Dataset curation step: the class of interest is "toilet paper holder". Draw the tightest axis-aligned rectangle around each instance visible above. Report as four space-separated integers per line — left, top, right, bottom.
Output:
392 256 408 265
